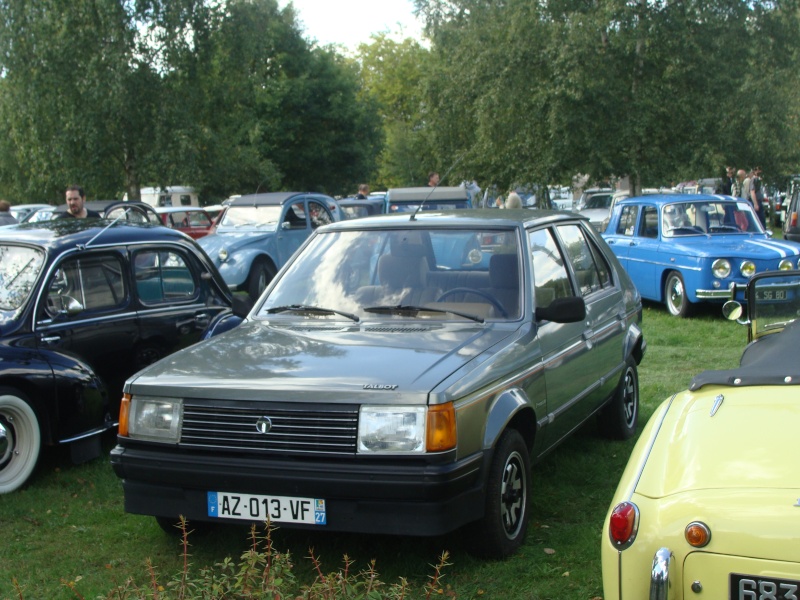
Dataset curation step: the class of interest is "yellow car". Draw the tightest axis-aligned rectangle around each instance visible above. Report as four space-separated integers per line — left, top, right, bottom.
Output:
602 269 800 599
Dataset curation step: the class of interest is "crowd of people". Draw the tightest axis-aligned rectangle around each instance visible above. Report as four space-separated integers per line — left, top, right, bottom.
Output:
721 165 767 226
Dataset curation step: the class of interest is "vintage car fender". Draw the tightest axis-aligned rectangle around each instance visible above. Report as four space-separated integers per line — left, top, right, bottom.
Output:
199 232 279 288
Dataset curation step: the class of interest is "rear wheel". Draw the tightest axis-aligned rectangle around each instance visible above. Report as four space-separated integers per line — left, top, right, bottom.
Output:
469 429 530 559
247 258 276 302
0 388 41 494
600 357 639 440
664 271 692 317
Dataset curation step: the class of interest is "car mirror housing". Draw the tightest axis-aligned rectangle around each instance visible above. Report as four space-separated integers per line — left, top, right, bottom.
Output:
535 296 586 323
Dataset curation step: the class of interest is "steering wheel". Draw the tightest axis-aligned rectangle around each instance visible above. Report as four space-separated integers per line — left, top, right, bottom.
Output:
436 287 508 318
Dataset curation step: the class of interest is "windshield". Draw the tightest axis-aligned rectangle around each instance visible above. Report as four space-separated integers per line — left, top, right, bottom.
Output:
662 200 762 237
0 245 46 310
257 227 522 321
387 200 470 213
585 195 612 209
220 205 282 228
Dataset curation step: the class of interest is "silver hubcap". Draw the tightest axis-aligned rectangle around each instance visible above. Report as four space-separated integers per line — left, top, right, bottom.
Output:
500 451 526 538
0 418 13 467
667 276 684 314
622 369 636 427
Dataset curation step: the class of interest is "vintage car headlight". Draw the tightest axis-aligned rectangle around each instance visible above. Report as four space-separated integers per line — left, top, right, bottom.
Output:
127 396 183 443
779 259 793 271
358 406 426 453
218 248 229 262
740 261 756 278
712 259 731 279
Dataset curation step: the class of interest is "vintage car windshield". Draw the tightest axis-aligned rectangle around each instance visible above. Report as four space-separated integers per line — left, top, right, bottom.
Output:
220 205 282 228
750 273 800 337
257 227 521 321
662 200 761 237
0 245 46 311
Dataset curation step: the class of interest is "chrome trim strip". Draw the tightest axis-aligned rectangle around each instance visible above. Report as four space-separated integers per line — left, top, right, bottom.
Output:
59 422 117 444
625 393 678 502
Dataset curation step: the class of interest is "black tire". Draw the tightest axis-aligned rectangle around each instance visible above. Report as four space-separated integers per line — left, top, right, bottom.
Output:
664 271 692 317
599 357 639 440
0 387 41 494
470 429 530 559
247 258 276 302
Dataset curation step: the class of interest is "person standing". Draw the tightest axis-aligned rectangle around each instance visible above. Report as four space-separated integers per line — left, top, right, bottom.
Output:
0 200 18 225
355 184 369 200
57 185 101 219
722 166 735 195
427 172 440 187
731 169 746 199
749 167 767 226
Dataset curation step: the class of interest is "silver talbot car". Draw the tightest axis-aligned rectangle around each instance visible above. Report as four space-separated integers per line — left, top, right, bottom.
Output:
111 209 646 559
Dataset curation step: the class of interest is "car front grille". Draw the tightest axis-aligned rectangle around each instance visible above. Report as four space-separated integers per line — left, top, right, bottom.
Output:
179 401 359 455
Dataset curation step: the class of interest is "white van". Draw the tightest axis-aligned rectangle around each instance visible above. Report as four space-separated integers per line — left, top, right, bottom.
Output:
130 186 199 207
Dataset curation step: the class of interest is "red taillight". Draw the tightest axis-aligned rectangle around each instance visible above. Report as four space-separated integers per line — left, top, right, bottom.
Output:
609 501 639 548
791 212 798 228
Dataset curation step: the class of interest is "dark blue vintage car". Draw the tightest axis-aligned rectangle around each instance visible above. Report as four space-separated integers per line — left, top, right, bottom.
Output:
603 194 800 316
199 192 338 301
0 219 235 492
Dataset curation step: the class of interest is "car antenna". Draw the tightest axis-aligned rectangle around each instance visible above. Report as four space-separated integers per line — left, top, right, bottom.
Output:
80 208 134 250
411 153 465 222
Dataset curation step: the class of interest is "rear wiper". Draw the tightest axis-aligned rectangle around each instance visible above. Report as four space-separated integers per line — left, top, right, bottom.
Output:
363 304 484 323
264 304 360 322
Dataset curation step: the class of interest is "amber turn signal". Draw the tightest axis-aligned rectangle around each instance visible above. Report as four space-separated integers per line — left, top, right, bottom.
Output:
118 393 131 437
685 521 711 547
426 402 456 452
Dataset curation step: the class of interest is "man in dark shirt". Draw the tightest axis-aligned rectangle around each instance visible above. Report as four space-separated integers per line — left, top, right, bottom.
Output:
57 185 101 219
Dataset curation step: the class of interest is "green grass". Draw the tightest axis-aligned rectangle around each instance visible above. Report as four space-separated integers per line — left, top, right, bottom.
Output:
0 303 746 600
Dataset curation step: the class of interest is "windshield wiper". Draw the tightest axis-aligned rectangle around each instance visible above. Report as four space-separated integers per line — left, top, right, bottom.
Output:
264 304 360 322
363 304 484 323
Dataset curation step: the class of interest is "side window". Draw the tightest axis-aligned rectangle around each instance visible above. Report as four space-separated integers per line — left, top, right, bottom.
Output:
189 212 211 227
642 206 659 238
556 224 611 297
529 228 572 309
617 205 639 236
134 250 197 304
44 254 126 318
308 200 332 230
283 202 307 229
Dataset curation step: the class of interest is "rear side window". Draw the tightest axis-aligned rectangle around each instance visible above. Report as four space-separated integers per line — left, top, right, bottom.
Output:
556 224 612 296
529 228 572 309
44 254 126 317
134 250 197 304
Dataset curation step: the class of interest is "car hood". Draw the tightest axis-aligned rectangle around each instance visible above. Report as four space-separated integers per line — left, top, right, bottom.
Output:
199 229 277 253
125 319 517 401
663 235 800 259
635 387 800 498
578 208 609 221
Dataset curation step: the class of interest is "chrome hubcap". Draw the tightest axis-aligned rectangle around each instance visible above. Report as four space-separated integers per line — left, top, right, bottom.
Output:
500 452 526 538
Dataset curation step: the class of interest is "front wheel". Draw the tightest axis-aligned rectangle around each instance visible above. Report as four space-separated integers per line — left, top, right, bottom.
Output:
599 357 639 440
664 271 692 317
247 259 276 303
469 429 530 559
0 388 41 494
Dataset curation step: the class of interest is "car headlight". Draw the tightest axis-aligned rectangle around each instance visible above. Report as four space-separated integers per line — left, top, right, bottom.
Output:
127 396 183 443
712 259 731 279
779 259 793 270
797 258 800 269
358 406 426 453
740 261 756 278
218 248 229 262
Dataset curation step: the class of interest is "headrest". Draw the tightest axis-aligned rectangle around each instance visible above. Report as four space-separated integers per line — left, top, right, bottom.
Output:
490 254 519 289
378 254 428 290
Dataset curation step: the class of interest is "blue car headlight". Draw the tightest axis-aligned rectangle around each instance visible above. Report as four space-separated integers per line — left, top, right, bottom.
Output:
740 261 756 278
712 259 731 279
779 259 793 270
218 248 229 262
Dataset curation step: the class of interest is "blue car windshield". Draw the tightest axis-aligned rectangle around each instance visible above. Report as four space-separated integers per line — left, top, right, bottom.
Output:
662 200 762 237
220 205 282 228
0 245 45 311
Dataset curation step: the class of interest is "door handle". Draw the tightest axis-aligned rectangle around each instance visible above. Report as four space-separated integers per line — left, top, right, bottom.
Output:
195 314 210 327
40 335 61 344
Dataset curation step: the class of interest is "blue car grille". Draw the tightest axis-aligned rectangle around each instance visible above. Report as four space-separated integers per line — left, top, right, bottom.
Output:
179 402 359 455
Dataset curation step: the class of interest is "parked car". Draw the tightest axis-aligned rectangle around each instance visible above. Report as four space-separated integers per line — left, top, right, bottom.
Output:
53 200 162 225
111 209 646 559
9 204 51 223
0 219 237 493
337 196 386 220
155 206 214 239
25 207 57 222
384 186 472 213
574 187 613 212
601 269 800 599
578 191 614 231
600 188 678 232
603 194 800 317
198 192 338 301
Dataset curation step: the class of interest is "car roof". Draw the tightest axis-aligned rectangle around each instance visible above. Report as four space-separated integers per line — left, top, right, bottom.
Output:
617 193 735 207
0 219 191 250
230 192 327 207
321 208 585 232
386 187 470 201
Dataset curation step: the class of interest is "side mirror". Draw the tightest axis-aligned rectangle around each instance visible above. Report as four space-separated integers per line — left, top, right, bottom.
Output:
722 300 743 321
535 296 586 323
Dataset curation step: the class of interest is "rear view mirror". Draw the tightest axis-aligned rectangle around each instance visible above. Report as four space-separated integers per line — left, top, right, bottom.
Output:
535 296 586 323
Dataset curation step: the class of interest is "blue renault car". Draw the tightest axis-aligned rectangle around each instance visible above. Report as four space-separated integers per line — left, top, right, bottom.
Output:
603 193 800 316
198 192 338 301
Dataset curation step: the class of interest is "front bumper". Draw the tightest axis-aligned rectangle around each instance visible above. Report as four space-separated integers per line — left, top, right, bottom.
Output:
110 443 488 536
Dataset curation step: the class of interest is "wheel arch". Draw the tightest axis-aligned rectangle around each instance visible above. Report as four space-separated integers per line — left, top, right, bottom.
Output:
0 377 54 445
482 387 537 454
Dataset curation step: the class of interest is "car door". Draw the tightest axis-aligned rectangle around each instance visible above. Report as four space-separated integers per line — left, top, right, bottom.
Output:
603 203 640 270
276 198 333 266
132 245 229 370
35 249 139 411
527 226 593 450
624 204 661 299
